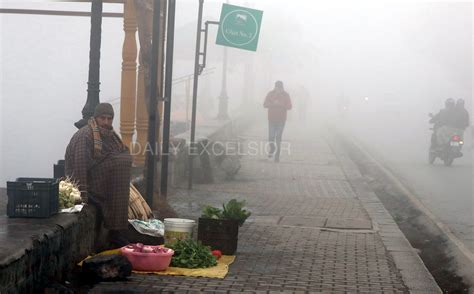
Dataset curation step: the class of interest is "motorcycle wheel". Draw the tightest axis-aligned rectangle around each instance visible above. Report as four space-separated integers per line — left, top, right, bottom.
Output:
443 157 454 166
429 151 436 164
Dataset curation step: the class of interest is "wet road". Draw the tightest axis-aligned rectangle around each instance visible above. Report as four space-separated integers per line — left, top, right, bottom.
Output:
343 110 473 252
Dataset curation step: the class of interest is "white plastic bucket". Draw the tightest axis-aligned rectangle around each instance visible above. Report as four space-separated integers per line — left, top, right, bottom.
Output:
164 218 196 243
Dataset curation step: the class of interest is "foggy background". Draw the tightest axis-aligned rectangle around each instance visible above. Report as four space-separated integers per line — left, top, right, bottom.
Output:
0 0 472 185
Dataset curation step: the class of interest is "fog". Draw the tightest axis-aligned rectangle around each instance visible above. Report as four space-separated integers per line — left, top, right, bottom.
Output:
0 0 472 252
1 0 471 178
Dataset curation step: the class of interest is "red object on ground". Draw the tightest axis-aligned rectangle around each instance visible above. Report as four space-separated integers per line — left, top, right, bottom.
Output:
211 250 222 259
120 244 174 271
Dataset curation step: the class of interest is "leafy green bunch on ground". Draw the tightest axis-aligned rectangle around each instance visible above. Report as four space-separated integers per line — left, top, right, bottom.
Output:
166 239 217 268
201 205 222 219
201 199 251 226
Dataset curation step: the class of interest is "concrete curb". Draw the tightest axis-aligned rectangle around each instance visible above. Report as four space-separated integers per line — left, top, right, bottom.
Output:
327 130 442 293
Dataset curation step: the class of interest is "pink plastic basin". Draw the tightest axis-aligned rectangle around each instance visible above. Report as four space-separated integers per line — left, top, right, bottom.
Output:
120 245 174 271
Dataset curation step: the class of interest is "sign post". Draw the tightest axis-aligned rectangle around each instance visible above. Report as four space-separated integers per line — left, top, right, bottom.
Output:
188 2 263 189
216 3 263 52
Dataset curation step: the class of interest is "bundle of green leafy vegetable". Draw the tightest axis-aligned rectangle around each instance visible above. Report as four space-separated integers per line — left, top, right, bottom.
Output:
166 239 217 268
201 205 222 219
201 199 251 226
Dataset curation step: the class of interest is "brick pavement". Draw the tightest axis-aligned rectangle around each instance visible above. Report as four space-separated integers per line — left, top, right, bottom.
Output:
90 122 436 293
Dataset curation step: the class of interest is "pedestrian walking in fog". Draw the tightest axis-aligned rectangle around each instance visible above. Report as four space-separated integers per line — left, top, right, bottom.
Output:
264 81 292 162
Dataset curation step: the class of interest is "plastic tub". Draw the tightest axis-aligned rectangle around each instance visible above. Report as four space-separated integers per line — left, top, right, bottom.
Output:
164 218 196 244
120 245 174 271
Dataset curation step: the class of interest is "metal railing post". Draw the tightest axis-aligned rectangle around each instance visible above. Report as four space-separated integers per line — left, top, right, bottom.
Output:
145 0 162 206
160 0 177 198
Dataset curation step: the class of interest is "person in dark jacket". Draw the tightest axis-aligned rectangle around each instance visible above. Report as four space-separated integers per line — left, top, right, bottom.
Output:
430 98 457 128
429 98 457 149
65 103 132 247
454 99 470 130
264 81 292 162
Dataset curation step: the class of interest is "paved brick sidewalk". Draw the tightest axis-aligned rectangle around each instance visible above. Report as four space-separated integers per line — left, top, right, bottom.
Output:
90 122 438 293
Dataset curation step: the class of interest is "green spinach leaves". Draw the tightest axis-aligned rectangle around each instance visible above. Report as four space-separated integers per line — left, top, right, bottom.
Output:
166 239 217 268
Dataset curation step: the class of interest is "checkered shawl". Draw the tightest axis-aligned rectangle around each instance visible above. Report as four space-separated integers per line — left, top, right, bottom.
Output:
88 118 127 158
65 124 132 230
89 117 103 158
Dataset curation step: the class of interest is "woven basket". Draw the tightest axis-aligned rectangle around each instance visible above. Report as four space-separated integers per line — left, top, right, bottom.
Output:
128 184 154 221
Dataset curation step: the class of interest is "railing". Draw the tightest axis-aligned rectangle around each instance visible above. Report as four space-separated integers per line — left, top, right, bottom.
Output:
119 0 217 165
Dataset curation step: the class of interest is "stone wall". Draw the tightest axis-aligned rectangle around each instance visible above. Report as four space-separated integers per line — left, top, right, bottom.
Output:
0 206 97 293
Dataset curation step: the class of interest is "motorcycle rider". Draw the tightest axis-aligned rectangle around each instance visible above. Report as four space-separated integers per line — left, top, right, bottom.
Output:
454 98 470 130
429 98 457 150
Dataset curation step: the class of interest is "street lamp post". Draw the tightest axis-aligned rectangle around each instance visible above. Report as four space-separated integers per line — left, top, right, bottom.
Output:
217 45 229 120
75 0 103 129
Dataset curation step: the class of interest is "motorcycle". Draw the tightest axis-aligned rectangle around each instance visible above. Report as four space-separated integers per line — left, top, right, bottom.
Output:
428 114 464 166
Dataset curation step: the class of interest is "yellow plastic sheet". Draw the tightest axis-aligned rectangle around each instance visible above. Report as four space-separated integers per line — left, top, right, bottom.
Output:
79 249 235 279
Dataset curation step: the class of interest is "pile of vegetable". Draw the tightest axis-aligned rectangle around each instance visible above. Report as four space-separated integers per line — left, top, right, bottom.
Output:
59 178 82 209
123 243 172 254
201 199 251 226
166 239 217 268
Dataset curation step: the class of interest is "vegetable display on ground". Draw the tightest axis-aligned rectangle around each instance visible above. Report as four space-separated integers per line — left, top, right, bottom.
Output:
201 199 251 226
166 239 217 268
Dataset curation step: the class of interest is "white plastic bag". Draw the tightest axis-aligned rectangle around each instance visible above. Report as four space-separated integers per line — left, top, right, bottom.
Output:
128 219 165 237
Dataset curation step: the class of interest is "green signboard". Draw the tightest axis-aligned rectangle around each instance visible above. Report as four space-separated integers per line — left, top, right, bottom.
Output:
216 4 263 52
